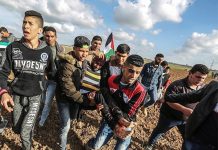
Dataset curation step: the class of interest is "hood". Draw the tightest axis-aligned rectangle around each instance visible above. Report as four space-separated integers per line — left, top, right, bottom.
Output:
20 37 48 50
58 52 76 65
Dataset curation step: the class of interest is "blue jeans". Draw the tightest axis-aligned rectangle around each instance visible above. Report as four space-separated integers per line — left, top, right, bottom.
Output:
144 87 158 107
57 102 71 150
148 113 185 145
183 139 216 150
88 121 131 150
39 80 56 126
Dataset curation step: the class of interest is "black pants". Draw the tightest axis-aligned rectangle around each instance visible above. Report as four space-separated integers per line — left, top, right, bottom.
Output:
12 94 42 150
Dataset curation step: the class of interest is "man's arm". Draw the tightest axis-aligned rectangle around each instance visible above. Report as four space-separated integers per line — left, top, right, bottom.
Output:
58 63 83 103
166 102 193 117
157 67 163 90
164 86 206 104
0 44 15 112
100 61 110 88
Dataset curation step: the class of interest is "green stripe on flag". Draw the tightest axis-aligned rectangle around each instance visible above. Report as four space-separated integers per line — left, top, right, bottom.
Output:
105 49 115 60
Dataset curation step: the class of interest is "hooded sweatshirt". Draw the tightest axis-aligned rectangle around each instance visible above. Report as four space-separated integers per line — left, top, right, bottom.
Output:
0 38 54 96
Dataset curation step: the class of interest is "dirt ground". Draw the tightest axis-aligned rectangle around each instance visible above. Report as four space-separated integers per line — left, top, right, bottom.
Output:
0 69 213 150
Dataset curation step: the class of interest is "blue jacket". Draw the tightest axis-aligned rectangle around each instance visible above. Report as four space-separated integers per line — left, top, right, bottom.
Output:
140 62 163 90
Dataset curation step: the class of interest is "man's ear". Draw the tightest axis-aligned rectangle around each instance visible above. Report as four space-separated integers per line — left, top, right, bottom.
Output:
38 28 43 35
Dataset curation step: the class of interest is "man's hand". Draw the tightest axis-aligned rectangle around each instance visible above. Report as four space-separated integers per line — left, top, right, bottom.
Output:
154 98 165 108
96 104 104 111
114 124 133 139
87 91 96 106
1 93 14 112
182 107 193 117
118 117 131 127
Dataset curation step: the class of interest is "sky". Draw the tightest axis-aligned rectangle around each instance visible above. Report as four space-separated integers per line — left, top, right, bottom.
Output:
0 0 218 69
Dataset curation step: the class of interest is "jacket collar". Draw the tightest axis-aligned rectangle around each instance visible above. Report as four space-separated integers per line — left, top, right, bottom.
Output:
113 74 137 90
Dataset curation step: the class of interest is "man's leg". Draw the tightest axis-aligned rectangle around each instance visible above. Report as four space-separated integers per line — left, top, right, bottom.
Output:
12 95 25 134
20 94 41 150
115 136 131 150
177 123 186 140
87 121 114 149
57 101 71 150
144 88 158 107
39 80 56 126
147 113 179 146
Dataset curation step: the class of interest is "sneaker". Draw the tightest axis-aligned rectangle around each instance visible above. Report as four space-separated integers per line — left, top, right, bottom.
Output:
84 143 93 150
142 107 148 117
144 144 154 150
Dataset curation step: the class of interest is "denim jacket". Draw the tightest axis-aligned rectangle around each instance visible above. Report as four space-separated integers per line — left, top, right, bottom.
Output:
140 62 163 90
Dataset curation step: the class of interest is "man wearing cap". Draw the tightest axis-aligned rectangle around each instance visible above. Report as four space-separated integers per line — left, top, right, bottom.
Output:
0 10 54 149
56 36 94 149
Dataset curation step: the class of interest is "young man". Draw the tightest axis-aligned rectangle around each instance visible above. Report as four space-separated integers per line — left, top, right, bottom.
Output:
140 53 164 107
86 35 104 63
86 54 146 150
145 64 209 150
39 26 64 126
165 80 218 150
0 27 17 42
0 10 54 149
100 43 130 88
56 36 94 150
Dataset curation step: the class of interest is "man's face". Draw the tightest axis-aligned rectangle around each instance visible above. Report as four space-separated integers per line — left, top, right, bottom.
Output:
45 31 57 46
22 16 42 41
74 47 89 61
0 31 8 38
115 51 128 65
188 71 207 86
91 59 104 71
122 64 143 84
154 56 164 65
91 40 102 51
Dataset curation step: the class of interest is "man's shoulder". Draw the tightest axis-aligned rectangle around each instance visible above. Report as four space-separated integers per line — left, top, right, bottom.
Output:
171 78 186 86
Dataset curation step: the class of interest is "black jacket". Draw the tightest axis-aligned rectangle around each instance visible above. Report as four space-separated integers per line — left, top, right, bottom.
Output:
165 80 218 139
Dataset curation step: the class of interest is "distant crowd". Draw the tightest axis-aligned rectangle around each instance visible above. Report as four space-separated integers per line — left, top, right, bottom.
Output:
0 10 217 150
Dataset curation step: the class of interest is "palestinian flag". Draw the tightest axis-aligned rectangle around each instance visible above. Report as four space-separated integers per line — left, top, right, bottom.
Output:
104 33 115 60
0 42 10 69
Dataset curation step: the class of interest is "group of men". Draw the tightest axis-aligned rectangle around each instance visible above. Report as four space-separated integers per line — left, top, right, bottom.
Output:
0 10 217 150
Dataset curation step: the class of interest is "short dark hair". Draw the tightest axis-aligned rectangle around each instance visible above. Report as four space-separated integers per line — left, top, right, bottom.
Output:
116 44 130 54
190 64 209 74
125 54 144 67
155 53 164 58
25 10 43 28
45 26 56 36
0 27 8 33
74 36 90 48
165 66 170 70
42 26 49 33
161 60 168 67
92 35 102 42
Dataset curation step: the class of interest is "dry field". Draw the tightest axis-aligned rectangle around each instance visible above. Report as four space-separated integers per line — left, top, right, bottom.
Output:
0 69 213 150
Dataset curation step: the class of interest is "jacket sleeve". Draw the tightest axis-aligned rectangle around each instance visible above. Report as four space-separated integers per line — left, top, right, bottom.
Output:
164 85 206 104
58 62 83 103
0 44 13 91
157 67 163 90
46 49 56 80
100 87 120 130
139 64 146 82
100 61 110 88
